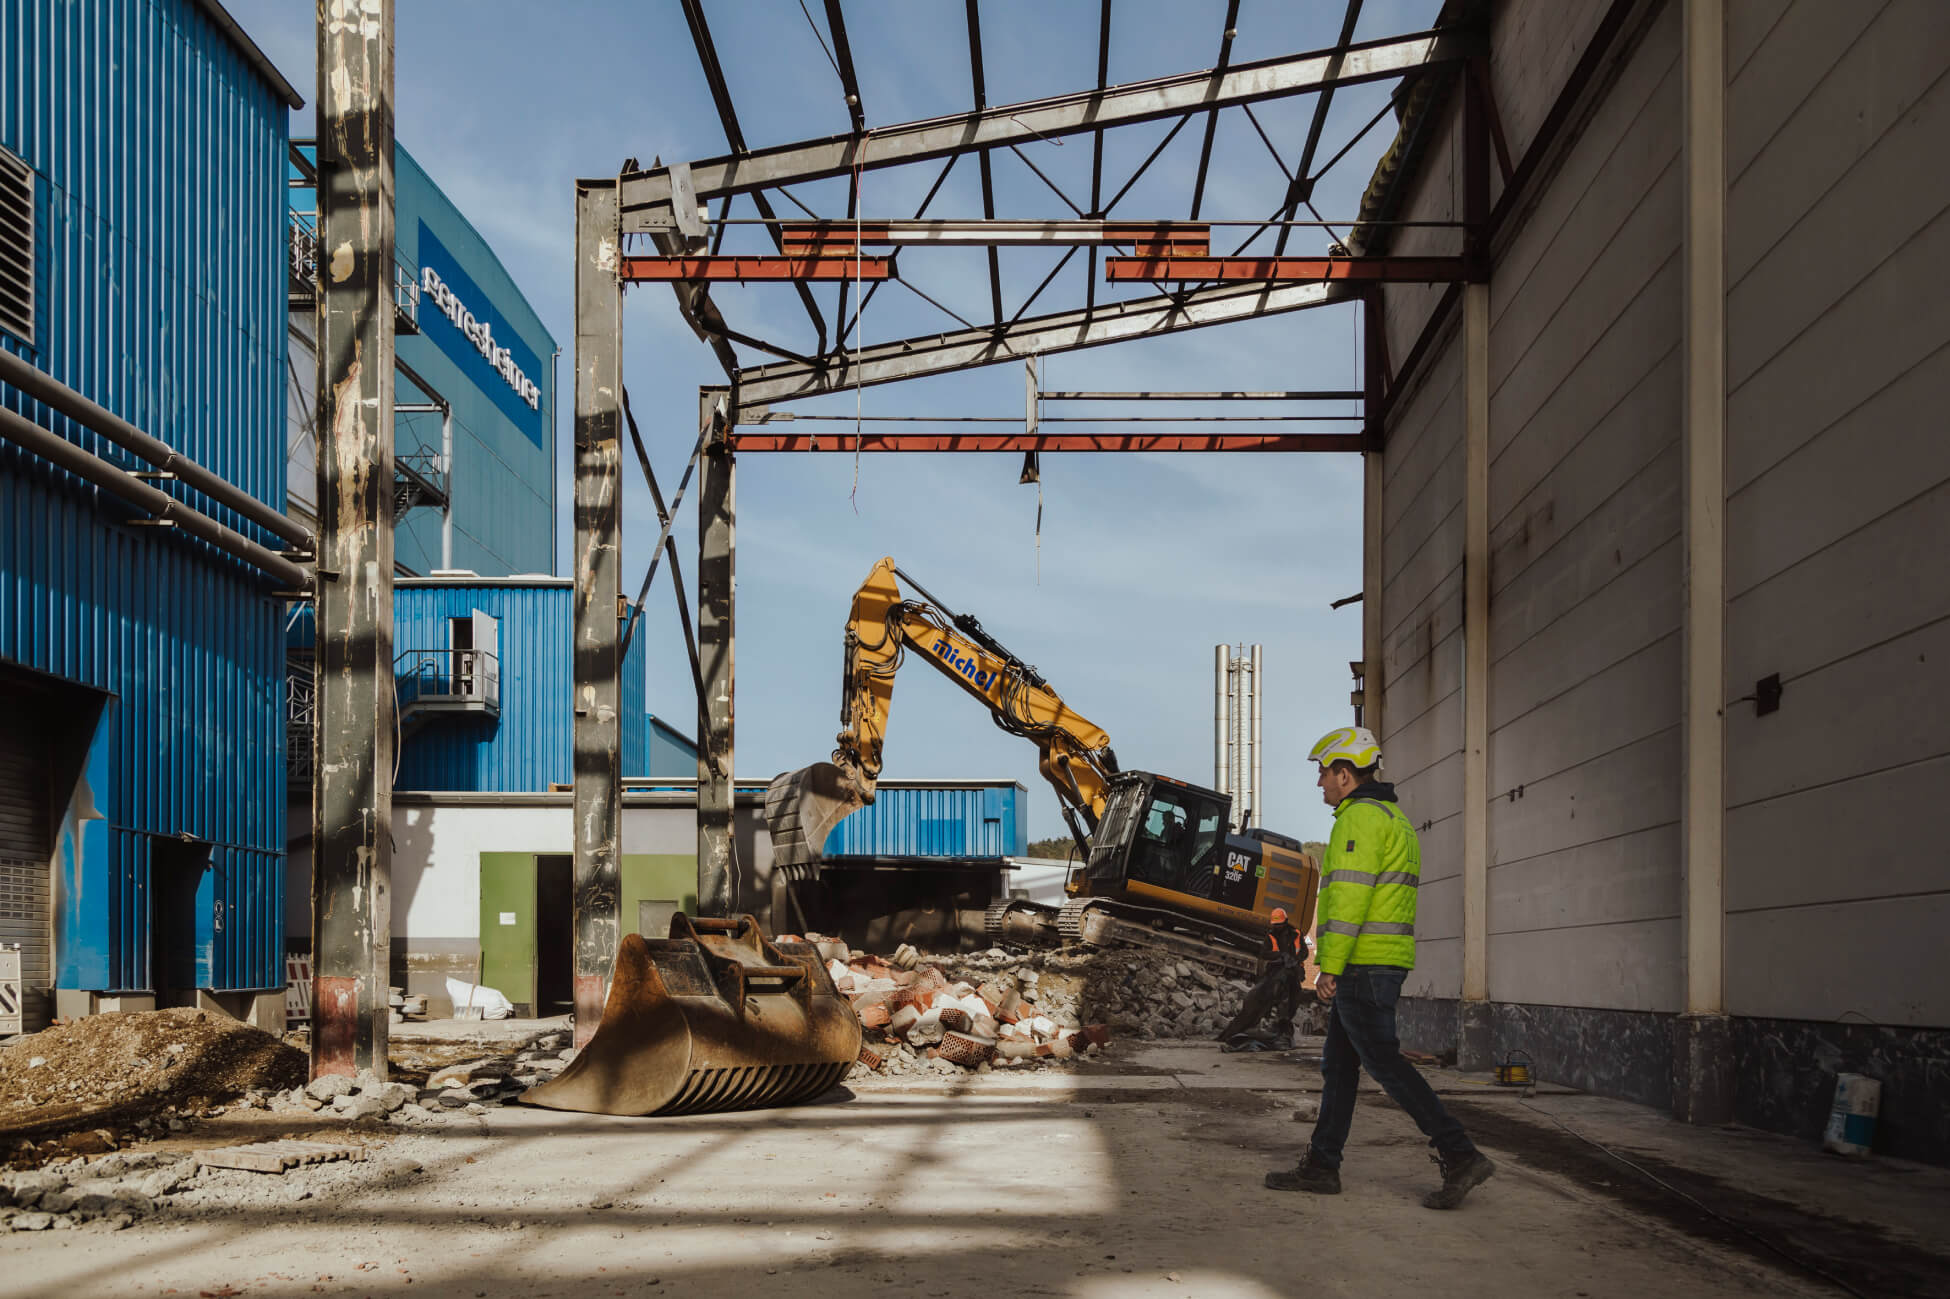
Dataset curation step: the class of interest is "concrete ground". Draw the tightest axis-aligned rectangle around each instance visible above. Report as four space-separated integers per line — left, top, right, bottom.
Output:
11 1037 1950 1299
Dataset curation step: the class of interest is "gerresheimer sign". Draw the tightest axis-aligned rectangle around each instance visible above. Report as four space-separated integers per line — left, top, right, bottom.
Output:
421 265 541 410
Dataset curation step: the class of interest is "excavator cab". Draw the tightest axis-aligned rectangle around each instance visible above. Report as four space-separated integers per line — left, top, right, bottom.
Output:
1078 772 1234 901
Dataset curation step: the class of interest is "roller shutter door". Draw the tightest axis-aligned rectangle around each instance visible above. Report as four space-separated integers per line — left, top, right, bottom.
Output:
0 705 52 1034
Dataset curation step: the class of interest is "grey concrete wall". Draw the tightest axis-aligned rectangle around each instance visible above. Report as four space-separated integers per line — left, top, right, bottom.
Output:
1721 0 1950 1029
1380 341 1466 1003
1379 0 1688 1016
1482 1 1685 1013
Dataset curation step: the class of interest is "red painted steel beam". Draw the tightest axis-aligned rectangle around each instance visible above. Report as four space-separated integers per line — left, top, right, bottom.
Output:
728 431 1368 453
619 256 893 282
1105 255 1470 283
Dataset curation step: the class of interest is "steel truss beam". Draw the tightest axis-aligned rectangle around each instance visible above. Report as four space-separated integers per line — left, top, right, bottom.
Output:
781 220 1211 250
728 431 1367 454
734 278 1356 411
1105 255 1468 282
619 255 892 281
620 29 1474 231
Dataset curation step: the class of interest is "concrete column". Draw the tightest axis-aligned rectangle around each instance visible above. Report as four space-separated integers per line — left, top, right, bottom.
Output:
310 0 395 1081
571 179 624 1048
1459 280 1492 1069
1676 0 1732 1124
697 389 736 918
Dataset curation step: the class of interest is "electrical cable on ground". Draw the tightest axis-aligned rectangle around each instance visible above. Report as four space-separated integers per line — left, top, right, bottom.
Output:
1515 1098 1872 1299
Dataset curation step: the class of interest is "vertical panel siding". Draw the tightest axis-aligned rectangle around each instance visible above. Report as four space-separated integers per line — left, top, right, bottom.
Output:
1721 0 1950 1027
1 0 290 992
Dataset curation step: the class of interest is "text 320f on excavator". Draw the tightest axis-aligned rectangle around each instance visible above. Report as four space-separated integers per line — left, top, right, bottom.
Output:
766 557 1319 976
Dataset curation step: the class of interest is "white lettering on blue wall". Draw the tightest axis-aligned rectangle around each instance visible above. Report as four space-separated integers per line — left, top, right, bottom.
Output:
421 266 542 410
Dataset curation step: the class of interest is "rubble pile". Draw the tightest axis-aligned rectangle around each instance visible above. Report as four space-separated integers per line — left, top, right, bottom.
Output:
260 1032 575 1123
0 1008 307 1162
811 938 1262 1078
946 946 1261 1042
0 1150 194 1232
822 942 1103 1079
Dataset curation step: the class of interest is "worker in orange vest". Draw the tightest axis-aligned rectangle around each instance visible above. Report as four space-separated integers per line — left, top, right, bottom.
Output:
1216 907 1306 1050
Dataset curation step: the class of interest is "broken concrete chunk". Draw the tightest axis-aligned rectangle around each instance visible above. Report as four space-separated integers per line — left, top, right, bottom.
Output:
305 1074 355 1102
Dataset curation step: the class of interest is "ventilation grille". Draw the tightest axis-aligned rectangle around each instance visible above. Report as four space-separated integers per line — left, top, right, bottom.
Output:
0 146 34 344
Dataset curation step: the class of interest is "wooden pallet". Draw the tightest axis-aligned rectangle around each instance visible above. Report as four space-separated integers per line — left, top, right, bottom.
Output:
193 1139 368 1174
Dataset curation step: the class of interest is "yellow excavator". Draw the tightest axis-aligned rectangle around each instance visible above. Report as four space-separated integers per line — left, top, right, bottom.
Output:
766 557 1320 975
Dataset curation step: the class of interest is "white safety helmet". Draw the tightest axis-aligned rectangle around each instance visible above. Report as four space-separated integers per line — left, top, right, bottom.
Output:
1308 725 1383 772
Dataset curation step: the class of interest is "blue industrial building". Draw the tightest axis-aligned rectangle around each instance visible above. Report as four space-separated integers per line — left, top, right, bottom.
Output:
0 0 299 1031
288 577 652 792
285 145 556 578
646 716 700 779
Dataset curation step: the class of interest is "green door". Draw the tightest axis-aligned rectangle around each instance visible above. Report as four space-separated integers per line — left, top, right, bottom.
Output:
621 855 699 937
479 852 536 1013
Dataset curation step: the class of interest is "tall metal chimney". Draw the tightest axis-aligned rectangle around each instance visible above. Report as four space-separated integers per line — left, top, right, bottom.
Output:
1214 645 1230 800
1249 643 1263 829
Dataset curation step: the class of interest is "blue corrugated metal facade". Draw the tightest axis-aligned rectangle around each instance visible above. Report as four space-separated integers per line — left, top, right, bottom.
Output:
824 783 1028 858
384 580 645 791
285 144 557 577
0 0 292 993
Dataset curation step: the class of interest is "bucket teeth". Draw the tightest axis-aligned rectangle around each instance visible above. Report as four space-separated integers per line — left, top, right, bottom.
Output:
519 915 862 1117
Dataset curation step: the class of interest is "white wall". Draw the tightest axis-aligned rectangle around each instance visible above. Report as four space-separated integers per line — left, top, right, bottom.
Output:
287 799 775 943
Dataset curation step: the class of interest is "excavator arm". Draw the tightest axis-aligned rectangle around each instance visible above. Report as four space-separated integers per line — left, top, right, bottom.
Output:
767 557 1118 871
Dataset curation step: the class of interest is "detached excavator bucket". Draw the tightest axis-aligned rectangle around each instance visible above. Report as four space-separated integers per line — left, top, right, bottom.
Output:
765 761 869 877
519 914 861 1117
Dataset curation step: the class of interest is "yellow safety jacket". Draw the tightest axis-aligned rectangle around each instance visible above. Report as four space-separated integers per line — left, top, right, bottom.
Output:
1314 783 1420 974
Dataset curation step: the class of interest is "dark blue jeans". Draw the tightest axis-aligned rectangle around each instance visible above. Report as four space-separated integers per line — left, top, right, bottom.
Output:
1309 965 1474 1169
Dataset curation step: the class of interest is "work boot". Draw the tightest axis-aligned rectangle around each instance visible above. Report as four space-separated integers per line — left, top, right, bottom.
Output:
1422 1150 1495 1209
1264 1150 1341 1194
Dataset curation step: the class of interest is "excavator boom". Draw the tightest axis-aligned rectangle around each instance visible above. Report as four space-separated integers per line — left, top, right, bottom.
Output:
767 557 1117 874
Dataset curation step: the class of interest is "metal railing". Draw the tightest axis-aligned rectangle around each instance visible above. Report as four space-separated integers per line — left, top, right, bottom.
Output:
287 208 420 332
395 648 500 712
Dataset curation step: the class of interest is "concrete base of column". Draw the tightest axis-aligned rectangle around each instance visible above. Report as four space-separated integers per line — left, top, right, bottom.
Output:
1458 998 1495 1072
196 989 287 1034
1671 1011 1734 1125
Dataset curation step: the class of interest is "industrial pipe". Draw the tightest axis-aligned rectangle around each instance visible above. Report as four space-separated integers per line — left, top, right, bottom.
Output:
0 348 314 551
0 405 312 590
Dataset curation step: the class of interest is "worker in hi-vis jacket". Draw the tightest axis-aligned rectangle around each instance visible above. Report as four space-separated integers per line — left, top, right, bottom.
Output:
1263 727 1496 1210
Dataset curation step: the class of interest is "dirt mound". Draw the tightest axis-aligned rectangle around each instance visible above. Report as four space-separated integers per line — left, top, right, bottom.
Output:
0 1009 305 1143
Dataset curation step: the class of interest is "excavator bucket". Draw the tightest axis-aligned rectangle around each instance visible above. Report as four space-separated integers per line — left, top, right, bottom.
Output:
765 761 869 877
519 914 861 1116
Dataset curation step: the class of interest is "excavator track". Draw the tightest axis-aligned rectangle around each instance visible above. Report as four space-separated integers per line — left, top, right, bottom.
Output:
976 897 1264 977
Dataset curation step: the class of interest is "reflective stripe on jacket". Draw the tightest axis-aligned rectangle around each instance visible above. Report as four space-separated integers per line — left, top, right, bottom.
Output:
1314 792 1420 974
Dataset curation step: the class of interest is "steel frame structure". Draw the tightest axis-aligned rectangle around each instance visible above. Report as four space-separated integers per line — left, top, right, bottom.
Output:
567 2 1506 1015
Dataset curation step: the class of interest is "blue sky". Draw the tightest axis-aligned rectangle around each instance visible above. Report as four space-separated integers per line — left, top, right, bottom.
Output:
231 0 1443 843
